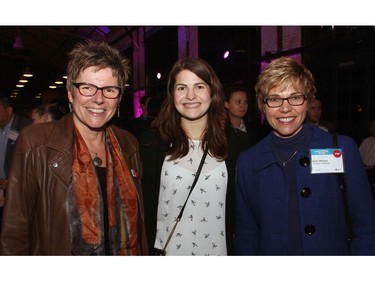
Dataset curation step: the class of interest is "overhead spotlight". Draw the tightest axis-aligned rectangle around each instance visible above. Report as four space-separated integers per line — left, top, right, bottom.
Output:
23 66 33 77
13 36 24 49
55 75 64 85
223 50 230 59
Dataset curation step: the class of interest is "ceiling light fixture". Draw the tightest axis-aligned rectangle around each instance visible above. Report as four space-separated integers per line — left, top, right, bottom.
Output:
55 75 64 85
23 66 33 77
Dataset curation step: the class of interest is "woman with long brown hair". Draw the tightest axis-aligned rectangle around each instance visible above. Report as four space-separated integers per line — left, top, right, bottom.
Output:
140 57 251 255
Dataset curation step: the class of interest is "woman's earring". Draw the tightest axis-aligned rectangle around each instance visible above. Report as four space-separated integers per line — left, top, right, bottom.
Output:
69 103 72 113
117 107 120 118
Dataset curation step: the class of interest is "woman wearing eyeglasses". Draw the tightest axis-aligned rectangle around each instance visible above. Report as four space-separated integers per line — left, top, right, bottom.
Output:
0 40 148 255
234 57 375 255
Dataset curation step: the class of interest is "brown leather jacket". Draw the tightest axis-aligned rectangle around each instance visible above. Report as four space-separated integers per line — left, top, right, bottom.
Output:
0 114 148 255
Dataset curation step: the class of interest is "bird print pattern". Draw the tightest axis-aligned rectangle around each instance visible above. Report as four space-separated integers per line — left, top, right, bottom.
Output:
154 140 228 255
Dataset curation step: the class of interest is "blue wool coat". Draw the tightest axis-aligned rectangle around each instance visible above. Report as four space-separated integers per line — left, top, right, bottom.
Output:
235 124 375 255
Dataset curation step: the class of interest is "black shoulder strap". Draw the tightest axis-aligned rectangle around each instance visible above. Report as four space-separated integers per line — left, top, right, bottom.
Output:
161 146 209 253
332 133 353 241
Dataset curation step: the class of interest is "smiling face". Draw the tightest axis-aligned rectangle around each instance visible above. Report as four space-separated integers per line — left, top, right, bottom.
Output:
67 66 121 133
264 83 308 138
173 69 211 124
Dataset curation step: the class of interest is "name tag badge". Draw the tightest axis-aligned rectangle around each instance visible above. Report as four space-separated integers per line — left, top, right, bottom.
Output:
310 148 344 174
7 129 19 142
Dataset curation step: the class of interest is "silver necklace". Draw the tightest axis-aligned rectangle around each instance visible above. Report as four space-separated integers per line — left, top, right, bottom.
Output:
274 149 299 167
93 152 103 167
89 149 102 167
90 134 106 167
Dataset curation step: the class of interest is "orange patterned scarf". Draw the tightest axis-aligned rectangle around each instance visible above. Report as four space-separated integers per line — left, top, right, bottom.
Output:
70 126 139 255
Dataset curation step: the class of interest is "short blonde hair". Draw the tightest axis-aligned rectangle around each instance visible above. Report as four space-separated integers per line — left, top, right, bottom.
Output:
255 57 316 111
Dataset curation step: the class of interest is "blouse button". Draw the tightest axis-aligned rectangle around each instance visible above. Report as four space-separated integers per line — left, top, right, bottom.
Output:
52 162 59 168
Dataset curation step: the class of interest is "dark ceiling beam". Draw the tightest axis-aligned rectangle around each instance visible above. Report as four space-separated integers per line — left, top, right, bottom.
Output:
31 26 95 40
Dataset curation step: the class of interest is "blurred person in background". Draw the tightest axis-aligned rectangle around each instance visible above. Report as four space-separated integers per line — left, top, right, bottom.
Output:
359 118 375 200
0 95 31 229
126 95 162 139
224 85 250 133
30 103 65 124
306 97 336 133
224 85 269 144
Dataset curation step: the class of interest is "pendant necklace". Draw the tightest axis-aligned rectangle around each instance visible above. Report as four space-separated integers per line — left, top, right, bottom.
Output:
272 129 305 167
93 153 102 167
90 133 106 167
89 150 103 167
274 149 299 167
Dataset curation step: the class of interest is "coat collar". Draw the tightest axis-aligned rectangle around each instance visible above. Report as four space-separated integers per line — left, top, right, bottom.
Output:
45 113 138 165
46 113 74 153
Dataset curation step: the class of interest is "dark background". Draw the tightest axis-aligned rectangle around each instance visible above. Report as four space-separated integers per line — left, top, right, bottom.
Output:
1 26 375 144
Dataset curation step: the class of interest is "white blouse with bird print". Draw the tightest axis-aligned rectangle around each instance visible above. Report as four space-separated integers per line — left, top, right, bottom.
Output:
154 140 228 256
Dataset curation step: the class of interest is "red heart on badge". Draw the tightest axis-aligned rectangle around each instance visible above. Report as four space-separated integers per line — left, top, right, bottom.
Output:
333 150 342 158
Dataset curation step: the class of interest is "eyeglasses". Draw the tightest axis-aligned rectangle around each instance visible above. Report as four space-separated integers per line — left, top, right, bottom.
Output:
73 82 122 99
263 94 307 108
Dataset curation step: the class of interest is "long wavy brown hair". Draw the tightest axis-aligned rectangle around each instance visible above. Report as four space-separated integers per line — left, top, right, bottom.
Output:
152 57 229 161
